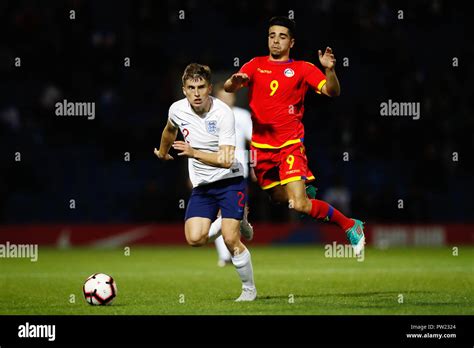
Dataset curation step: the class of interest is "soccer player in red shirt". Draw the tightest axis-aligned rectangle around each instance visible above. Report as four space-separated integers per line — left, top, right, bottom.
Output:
224 16 365 254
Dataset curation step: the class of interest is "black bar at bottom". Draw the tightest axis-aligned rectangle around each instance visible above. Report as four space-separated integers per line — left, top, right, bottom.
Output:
0 315 471 346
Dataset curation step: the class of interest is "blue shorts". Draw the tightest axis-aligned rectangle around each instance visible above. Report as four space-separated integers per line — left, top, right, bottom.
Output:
185 176 247 221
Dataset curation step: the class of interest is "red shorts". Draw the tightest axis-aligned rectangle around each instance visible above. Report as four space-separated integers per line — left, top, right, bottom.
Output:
251 142 315 190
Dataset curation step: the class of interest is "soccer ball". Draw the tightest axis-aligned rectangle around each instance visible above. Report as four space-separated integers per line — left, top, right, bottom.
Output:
83 273 118 305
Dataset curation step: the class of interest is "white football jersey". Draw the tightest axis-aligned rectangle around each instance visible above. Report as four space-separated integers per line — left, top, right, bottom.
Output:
168 97 244 187
233 106 252 178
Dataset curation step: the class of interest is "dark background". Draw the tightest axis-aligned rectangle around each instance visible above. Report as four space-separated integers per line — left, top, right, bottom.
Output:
0 0 472 224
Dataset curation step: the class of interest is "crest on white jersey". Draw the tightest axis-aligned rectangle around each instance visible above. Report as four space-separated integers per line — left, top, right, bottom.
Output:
284 68 295 77
205 120 217 134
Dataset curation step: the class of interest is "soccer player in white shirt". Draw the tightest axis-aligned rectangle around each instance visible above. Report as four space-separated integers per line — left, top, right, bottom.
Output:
211 83 254 267
154 63 257 301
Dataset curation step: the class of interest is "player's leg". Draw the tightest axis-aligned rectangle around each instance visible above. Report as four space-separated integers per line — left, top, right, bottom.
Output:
280 143 353 226
184 217 212 246
285 180 312 213
212 190 253 265
215 235 232 266
184 187 219 247
208 211 222 243
267 178 317 205
217 177 256 301
285 180 365 254
213 206 252 267
285 178 354 229
281 144 365 255
221 218 256 301
210 210 232 266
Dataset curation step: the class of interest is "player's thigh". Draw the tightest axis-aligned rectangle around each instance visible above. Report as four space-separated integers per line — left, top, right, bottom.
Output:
184 189 219 244
184 217 212 244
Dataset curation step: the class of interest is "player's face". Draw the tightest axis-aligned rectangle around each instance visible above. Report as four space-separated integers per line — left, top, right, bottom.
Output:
182 78 212 113
268 25 294 59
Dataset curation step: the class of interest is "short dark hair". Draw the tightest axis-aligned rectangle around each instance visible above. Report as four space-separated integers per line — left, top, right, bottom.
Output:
268 16 296 38
182 63 212 85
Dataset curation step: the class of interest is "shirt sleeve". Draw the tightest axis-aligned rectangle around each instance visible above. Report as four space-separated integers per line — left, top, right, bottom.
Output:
168 104 179 128
239 58 257 82
218 107 236 147
304 62 327 94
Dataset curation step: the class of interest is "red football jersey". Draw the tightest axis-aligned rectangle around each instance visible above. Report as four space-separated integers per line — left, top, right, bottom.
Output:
239 56 326 149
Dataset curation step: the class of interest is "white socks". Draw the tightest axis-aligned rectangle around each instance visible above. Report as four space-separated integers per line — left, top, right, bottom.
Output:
231 248 255 289
215 235 232 261
208 216 222 242
210 217 255 290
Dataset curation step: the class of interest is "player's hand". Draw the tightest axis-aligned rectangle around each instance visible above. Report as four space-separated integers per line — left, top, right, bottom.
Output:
154 148 174 161
318 47 336 70
172 141 195 158
230 73 249 86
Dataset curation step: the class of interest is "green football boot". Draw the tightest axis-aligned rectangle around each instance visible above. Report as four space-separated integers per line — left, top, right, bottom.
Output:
345 219 366 257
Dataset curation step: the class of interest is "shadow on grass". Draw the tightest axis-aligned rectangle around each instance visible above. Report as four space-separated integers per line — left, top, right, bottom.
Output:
248 291 434 301
317 290 435 297
240 291 472 310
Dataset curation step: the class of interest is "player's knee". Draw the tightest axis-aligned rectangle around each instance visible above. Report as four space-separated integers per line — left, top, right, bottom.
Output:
222 233 239 250
289 197 309 213
185 231 206 247
186 237 205 247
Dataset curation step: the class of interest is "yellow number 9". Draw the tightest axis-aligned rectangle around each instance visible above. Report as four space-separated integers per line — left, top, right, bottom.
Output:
270 80 279 96
286 155 295 170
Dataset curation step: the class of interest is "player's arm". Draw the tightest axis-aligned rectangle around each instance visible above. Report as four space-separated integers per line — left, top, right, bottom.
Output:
224 59 255 93
172 142 235 169
154 120 178 161
224 73 250 93
318 47 340 97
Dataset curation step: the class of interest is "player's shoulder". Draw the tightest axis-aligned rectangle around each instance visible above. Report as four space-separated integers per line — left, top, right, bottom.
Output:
254 56 268 62
244 56 267 66
169 98 188 112
292 59 314 68
296 60 322 71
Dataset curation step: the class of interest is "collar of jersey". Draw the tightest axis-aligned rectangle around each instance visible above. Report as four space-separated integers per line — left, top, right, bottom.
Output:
266 57 294 64
188 97 214 117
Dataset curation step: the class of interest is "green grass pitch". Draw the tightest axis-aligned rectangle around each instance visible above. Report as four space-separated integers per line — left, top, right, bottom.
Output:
0 246 472 315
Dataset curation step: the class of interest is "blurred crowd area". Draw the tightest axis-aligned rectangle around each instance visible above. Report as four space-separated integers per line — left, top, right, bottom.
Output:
0 0 472 223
